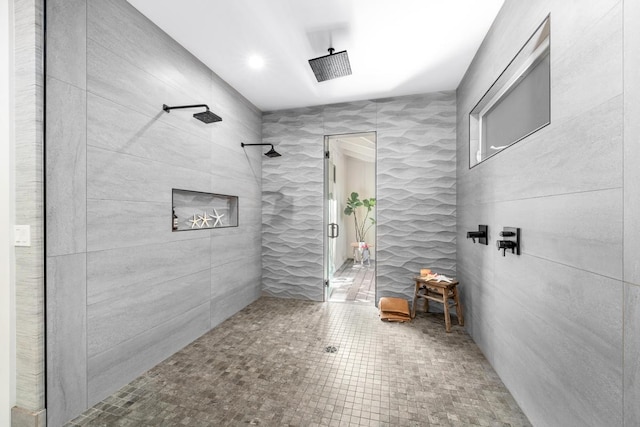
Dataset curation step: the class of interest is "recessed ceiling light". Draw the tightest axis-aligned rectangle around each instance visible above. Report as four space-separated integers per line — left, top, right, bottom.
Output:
247 54 264 70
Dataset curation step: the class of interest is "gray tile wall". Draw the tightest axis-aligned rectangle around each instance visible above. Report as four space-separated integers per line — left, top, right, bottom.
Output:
262 93 456 302
14 0 46 421
456 0 635 425
45 0 263 425
624 0 640 424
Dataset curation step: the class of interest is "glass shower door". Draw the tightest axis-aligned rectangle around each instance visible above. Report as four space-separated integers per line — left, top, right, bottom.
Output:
323 136 339 301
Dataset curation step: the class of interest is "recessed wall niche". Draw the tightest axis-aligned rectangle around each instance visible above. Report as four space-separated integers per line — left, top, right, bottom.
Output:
172 189 239 231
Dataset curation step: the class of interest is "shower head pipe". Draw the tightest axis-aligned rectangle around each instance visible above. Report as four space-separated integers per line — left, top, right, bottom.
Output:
241 142 282 158
162 104 222 123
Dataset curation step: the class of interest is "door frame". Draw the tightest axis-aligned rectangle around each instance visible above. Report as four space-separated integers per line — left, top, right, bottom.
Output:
323 131 377 302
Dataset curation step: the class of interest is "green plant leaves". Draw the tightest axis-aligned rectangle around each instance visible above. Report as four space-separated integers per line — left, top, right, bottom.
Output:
362 198 376 209
343 192 376 242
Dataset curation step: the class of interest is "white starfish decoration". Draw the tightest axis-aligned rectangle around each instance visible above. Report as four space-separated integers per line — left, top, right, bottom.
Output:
188 214 201 229
199 212 212 228
211 208 225 227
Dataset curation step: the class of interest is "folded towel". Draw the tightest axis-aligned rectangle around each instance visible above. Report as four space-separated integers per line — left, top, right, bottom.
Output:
379 297 411 316
379 297 411 322
380 311 411 322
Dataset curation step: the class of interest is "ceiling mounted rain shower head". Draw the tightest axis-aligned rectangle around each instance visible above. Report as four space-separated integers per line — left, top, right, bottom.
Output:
308 47 352 82
163 104 222 123
241 142 282 158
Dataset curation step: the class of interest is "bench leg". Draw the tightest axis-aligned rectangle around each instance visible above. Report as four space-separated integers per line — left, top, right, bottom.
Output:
443 293 451 333
453 287 464 326
411 283 418 319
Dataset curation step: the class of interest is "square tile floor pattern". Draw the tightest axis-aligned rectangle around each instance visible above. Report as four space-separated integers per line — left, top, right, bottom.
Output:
67 297 531 426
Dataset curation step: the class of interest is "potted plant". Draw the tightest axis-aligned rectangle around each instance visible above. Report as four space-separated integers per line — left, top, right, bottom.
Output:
343 192 376 244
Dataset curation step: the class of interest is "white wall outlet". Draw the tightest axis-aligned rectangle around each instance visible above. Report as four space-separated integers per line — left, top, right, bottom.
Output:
14 225 31 247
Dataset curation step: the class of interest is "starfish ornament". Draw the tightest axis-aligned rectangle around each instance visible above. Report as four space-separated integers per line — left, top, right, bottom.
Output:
211 208 225 227
188 214 201 229
199 212 212 228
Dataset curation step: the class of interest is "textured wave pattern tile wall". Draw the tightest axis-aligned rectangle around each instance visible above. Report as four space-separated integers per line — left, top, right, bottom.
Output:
376 92 457 131
323 100 377 134
262 93 456 303
262 109 324 301
377 126 457 300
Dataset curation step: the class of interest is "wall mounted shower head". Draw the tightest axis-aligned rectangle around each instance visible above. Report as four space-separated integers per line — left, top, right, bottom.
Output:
241 142 282 158
163 104 222 123
193 109 222 124
264 146 282 158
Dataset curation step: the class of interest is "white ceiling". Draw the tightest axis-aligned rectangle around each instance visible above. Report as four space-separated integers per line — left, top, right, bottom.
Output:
126 0 504 112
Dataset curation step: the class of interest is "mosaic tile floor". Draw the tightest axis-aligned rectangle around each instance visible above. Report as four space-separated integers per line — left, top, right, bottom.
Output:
68 297 531 427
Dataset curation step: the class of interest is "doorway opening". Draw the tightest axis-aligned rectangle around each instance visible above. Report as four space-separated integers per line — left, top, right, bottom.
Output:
323 132 376 303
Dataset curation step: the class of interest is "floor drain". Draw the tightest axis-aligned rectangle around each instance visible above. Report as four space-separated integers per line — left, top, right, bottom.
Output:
324 346 338 353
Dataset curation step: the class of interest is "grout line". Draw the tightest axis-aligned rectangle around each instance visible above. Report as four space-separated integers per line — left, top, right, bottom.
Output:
622 281 626 423
42 0 48 412
86 266 212 308
524 251 624 283
84 142 215 175
85 34 215 116
85 0 89 410
621 0 625 421
459 186 624 207
82 235 212 255
84 92 214 145
86 301 210 361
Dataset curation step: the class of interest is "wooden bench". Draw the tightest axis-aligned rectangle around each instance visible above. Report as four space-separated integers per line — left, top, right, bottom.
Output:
411 277 464 332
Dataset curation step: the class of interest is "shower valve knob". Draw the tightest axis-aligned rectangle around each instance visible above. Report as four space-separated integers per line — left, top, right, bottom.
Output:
497 240 517 256
497 226 520 256
466 231 485 243
466 225 488 245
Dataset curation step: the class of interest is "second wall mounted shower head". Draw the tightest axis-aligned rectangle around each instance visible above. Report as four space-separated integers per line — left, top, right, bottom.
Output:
241 142 282 158
163 104 222 124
